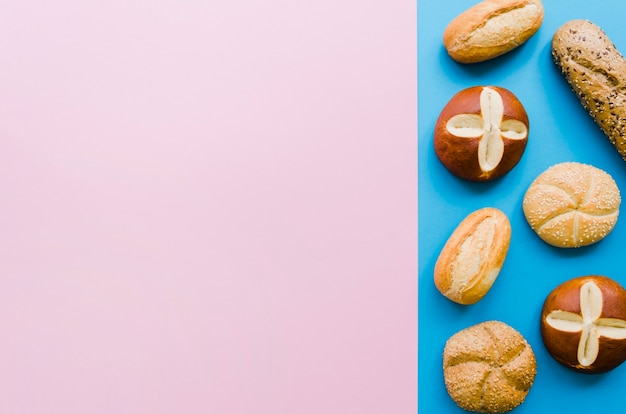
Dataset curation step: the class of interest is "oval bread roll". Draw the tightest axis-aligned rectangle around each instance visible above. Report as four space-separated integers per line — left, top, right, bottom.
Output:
552 20 626 160
443 321 537 412
443 0 544 63
434 207 511 305
522 162 620 248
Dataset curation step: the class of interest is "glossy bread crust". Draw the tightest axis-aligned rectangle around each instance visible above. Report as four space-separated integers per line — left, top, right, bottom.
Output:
541 275 626 373
434 86 529 182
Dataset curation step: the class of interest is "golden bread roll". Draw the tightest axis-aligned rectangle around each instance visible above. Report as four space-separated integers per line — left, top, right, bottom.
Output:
443 0 544 63
443 321 536 412
434 86 529 182
522 162 620 248
552 20 626 160
541 275 626 373
434 207 511 305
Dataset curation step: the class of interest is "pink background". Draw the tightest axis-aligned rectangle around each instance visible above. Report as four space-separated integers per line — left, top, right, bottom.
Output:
0 1 417 413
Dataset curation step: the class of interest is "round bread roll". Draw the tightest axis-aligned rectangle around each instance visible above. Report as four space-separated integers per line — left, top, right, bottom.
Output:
541 275 626 373
434 86 529 181
522 162 620 247
443 321 536 413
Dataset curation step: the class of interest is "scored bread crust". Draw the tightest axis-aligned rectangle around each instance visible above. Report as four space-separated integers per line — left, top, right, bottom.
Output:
552 20 626 160
540 275 626 373
434 207 511 304
522 162 620 248
434 85 529 182
443 0 544 63
443 321 537 412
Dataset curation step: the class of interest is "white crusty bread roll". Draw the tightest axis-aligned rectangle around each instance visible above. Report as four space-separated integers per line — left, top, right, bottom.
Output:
522 162 620 248
443 321 537 412
434 207 511 305
552 20 626 160
443 0 544 63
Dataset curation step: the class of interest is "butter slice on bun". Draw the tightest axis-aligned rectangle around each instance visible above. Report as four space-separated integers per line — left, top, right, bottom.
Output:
434 86 529 181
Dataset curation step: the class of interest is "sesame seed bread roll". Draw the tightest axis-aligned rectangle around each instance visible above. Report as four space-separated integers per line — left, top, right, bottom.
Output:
522 162 620 248
443 321 537 412
552 20 626 160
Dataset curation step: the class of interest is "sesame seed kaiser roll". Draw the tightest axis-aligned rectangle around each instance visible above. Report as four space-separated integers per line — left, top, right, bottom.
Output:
443 321 537 413
522 162 620 248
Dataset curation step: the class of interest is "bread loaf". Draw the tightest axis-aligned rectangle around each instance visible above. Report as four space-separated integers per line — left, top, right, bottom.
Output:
552 20 626 160
541 275 626 373
522 162 620 248
434 86 529 182
443 321 536 412
434 207 511 305
443 0 544 63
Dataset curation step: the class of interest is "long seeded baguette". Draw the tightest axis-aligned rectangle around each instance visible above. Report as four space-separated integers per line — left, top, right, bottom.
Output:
552 20 626 160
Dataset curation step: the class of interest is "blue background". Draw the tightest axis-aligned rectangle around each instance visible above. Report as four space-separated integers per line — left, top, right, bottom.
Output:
418 1 626 412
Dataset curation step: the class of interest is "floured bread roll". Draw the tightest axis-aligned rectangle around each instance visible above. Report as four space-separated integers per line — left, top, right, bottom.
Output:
443 321 536 413
522 162 620 247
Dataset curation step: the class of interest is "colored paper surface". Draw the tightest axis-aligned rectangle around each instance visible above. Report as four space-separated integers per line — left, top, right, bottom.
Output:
419 0 626 412
0 1 417 413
